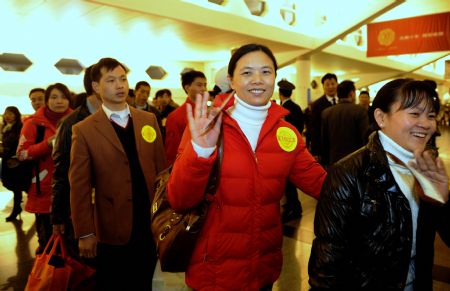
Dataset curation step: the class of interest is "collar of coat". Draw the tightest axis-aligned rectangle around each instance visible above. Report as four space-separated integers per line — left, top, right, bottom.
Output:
365 131 399 193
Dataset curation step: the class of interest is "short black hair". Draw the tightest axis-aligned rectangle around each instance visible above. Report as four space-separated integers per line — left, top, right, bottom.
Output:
91 57 127 83
228 43 277 78
155 89 172 98
83 65 94 95
279 88 293 98
135 81 150 91
321 73 338 84
337 80 355 99
29 88 45 97
359 90 370 96
181 70 206 93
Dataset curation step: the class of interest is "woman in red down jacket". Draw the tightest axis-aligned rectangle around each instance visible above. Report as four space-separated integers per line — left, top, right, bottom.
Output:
17 82 72 253
167 43 327 290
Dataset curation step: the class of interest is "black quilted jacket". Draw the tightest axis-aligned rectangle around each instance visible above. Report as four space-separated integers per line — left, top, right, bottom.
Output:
51 101 91 225
308 132 450 290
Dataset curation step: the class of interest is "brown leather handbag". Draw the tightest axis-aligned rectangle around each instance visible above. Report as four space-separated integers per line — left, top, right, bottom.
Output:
151 137 223 272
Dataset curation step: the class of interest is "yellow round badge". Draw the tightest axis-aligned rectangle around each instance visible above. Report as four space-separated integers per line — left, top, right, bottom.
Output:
141 125 157 143
276 127 297 152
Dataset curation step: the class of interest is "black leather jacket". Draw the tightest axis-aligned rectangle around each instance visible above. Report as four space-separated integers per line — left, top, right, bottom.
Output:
51 101 91 225
308 132 450 290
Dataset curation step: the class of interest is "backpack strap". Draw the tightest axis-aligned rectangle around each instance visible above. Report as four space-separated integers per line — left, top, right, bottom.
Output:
34 125 46 195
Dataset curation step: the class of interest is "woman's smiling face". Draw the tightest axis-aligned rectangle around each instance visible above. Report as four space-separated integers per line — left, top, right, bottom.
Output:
229 51 276 107
378 99 437 153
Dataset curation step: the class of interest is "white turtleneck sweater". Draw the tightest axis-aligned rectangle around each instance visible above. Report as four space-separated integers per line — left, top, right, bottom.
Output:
378 130 418 289
192 94 271 157
228 94 270 151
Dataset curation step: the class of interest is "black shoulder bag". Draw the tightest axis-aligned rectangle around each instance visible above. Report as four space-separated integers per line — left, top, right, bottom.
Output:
7 125 46 194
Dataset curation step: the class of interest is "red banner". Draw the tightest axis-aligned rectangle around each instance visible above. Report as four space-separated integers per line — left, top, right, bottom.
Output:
367 12 450 57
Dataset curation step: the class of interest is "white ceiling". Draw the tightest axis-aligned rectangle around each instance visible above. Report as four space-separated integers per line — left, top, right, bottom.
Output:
87 0 450 85
0 0 449 91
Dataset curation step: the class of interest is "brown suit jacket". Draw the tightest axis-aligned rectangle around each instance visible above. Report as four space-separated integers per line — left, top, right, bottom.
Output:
69 106 166 245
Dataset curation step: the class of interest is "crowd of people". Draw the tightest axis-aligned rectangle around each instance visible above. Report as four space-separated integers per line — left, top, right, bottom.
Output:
0 43 448 290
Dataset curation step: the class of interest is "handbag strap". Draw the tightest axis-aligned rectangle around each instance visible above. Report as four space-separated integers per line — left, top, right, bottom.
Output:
42 234 68 263
204 131 223 199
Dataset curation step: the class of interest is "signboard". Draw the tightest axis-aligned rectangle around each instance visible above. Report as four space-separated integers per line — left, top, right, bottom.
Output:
367 12 450 57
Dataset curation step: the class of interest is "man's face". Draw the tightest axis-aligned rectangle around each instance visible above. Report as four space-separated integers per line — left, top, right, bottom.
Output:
157 93 171 107
359 93 370 108
135 85 150 106
185 77 207 101
29 91 45 111
323 78 337 97
93 66 129 109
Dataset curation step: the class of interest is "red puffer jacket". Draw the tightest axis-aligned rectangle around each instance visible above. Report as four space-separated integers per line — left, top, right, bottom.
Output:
17 107 70 213
168 100 326 290
164 97 194 165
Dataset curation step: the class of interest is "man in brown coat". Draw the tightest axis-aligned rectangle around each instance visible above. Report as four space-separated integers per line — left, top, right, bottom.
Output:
69 58 166 290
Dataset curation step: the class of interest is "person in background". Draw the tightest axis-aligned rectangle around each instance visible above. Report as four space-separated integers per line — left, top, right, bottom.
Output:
303 102 313 151
277 78 304 222
155 88 176 140
28 88 45 112
17 83 72 253
168 43 326 290
358 90 371 110
126 89 135 107
155 88 177 120
134 81 153 112
134 80 162 130
71 92 88 109
310 73 338 164
69 58 166 290
134 81 151 110
51 64 101 253
423 79 441 148
308 79 450 290
320 80 369 166
1 106 24 221
165 69 207 165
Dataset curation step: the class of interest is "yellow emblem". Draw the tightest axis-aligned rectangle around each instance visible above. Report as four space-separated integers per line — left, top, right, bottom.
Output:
377 28 395 46
141 125 157 143
276 127 297 152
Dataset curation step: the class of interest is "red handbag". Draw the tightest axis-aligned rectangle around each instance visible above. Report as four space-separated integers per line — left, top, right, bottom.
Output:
25 234 95 291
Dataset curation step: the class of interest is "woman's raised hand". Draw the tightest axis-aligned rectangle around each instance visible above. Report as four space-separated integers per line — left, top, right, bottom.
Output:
410 149 449 203
186 92 222 148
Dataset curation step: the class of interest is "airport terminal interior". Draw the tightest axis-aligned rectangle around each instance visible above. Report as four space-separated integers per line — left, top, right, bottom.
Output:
0 129 449 290
0 0 449 290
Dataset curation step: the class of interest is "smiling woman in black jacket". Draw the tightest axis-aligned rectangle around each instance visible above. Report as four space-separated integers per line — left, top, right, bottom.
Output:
308 79 450 291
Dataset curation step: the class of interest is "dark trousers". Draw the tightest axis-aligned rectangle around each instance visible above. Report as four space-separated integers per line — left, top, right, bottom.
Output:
12 190 22 212
62 220 79 257
195 283 273 291
35 213 52 253
96 236 157 291
260 283 273 291
284 181 301 210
